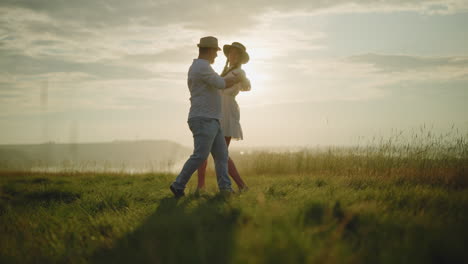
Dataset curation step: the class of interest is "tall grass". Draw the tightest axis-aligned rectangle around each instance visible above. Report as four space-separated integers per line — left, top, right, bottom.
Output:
0 128 467 263
229 128 467 188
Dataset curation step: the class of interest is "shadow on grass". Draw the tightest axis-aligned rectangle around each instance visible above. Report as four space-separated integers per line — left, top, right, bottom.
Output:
25 190 81 204
92 195 240 264
1 183 81 206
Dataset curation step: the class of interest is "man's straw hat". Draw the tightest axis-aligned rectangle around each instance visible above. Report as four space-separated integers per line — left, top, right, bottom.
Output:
223 42 249 64
197 36 221 51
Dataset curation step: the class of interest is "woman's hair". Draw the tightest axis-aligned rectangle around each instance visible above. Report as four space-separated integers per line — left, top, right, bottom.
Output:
221 46 243 77
221 59 241 77
220 60 230 77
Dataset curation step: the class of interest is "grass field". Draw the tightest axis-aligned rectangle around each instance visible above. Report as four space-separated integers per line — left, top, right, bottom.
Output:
0 133 467 263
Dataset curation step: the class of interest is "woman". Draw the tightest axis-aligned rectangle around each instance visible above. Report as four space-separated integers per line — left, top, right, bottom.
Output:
196 42 250 192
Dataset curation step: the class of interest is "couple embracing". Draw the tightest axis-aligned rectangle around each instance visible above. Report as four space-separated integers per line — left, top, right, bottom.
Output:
170 36 251 198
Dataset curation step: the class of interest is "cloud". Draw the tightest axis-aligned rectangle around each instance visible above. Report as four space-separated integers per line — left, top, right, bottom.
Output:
2 1 466 64
2 1 467 35
348 53 468 73
1 1 467 117
241 52 468 107
120 48 196 64
0 52 155 79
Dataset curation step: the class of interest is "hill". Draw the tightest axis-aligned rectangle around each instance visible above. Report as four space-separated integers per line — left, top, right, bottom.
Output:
0 140 191 171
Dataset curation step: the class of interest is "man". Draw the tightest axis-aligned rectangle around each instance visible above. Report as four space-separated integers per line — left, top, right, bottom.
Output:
170 36 240 198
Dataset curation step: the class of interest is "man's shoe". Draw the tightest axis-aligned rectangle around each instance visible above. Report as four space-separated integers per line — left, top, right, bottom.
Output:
219 189 235 197
170 185 185 199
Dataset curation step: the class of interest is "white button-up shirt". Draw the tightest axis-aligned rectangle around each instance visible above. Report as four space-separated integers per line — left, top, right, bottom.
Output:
187 59 226 120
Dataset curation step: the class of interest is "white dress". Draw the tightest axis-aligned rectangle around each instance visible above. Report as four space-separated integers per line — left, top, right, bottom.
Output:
220 68 251 140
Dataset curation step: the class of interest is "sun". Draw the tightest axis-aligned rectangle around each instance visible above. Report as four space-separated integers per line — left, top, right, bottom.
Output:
212 41 271 103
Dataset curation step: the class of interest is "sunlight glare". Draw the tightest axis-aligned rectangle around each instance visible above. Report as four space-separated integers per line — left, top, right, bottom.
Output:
212 39 273 106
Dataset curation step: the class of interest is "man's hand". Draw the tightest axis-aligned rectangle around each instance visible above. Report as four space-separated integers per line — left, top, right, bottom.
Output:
224 73 240 88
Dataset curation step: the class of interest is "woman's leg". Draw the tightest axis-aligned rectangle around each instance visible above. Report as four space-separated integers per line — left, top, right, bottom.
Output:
197 159 208 189
225 137 248 190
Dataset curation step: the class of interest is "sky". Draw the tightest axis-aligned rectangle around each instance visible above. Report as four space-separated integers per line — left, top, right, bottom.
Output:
1 0 467 147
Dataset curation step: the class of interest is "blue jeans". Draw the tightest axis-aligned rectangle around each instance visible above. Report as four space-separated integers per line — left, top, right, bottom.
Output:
172 117 232 191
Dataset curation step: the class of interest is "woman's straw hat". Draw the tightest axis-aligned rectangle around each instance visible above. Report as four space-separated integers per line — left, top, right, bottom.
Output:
223 42 249 64
197 36 221 51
